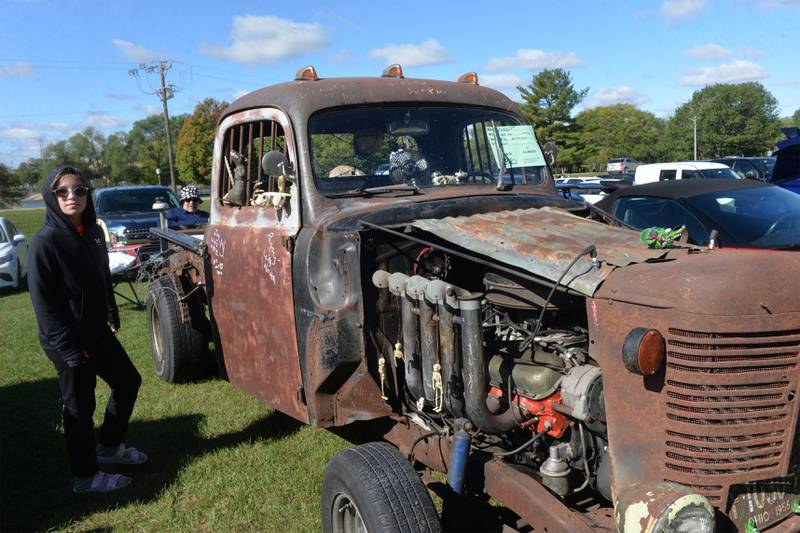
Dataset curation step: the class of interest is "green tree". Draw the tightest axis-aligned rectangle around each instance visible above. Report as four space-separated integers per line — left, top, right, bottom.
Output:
0 164 23 207
176 98 228 185
573 104 665 170
664 82 780 159
791 108 800 126
103 132 144 184
517 68 588 170
128 114 186 185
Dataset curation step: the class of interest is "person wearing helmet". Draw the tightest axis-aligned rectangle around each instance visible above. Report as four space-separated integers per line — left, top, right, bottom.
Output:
166 185 209 229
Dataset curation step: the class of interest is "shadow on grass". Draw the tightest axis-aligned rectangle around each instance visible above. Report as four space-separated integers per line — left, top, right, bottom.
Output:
0 377 302 532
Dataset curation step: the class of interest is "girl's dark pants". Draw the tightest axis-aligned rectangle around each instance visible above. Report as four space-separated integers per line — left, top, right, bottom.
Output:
48 328 142 477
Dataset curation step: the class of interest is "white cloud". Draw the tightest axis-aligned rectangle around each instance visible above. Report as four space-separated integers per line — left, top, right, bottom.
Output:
199 15 328 64
661 0 708 21
679 60 768 85
326 49 351 65
369 39 452 68
739 48 766 58
112 39 167 63
584 86 648 108
83 113 130 130
0 62 33 78
47 122 72 131
136 105 159 116
685 44 732 60
105 93 136 101
479 73 523 90
484 49 584 72
0 127 39 141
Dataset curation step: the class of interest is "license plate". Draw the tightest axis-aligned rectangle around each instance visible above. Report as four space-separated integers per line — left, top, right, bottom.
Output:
728 472 800 531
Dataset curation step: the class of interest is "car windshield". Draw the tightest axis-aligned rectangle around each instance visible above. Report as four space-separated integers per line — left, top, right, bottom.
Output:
700 168 739 179
96 189 180 215
0 225 7 243
754 158 776 173
684 186 800 248
308 106 549 197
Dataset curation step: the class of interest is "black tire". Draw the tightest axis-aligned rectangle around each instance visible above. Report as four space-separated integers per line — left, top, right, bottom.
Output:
146 275 210 383
321 442 440 533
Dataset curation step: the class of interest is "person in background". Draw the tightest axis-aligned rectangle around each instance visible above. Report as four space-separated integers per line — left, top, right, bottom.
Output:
166 185 209 228
28 165 147 494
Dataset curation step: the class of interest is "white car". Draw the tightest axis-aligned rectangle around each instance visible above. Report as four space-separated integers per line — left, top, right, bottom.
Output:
607 157 639 174
0 217 28 290
634 161 740 185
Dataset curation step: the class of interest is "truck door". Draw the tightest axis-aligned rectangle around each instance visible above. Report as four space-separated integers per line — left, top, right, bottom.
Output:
207 109 308 422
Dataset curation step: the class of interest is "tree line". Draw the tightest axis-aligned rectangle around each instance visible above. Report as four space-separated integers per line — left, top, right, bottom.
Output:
2 73 799 205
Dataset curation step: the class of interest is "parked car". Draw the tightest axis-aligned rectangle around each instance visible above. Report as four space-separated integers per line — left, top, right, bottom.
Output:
633 161 739 184
770 127 800 196
711 157 764 180
595 178 800 249
606 157 639 174
556 174 633 203
94 185 181 262
0 217 28 290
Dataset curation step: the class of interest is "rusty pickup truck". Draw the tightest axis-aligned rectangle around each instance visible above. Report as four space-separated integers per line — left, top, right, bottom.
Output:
146 65 800 533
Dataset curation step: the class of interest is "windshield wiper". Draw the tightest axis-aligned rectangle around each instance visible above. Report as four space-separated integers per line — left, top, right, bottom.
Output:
327 183 424 198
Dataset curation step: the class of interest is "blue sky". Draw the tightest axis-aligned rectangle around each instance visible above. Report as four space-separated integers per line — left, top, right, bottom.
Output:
2 0 799 167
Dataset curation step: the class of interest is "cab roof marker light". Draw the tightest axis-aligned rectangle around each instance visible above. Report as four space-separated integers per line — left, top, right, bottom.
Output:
295 66 319 81
381 64 404 78
457 72 479 85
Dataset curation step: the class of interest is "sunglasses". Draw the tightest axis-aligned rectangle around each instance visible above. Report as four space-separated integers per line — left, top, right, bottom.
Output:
183 198 200 203
52 186 90 199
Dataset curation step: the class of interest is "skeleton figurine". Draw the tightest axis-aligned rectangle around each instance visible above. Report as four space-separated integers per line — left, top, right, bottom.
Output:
223 150 248 206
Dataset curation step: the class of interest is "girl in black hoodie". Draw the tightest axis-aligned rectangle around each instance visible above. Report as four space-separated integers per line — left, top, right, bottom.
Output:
29 166 147 493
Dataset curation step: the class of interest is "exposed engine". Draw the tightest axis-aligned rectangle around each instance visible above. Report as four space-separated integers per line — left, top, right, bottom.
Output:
369 244 611 501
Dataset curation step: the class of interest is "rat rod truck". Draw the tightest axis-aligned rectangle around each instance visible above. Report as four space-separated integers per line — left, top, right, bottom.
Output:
145 65 800 532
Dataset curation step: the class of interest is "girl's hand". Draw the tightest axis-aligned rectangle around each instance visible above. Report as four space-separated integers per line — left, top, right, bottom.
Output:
108 322 119 334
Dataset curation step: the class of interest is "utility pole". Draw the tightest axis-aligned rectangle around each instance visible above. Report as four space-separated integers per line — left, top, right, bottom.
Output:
691 116 698 160
129 61 180 190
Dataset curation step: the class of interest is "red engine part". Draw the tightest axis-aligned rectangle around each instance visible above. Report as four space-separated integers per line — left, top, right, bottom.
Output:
514 391 570 439
486 387 570 439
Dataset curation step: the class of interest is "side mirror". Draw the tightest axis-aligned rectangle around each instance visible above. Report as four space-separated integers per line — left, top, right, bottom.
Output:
13 234 25 245
262 150 294 181
744 170 757 179
543 141 558 166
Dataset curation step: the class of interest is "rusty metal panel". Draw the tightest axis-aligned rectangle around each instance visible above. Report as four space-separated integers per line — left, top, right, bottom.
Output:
483 459 603 532
412 207 669 296
206 224 308 423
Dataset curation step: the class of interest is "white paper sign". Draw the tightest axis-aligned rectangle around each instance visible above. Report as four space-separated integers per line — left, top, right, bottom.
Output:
485 125 546 168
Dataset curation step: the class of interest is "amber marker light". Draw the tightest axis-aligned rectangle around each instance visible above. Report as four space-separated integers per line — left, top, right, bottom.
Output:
457 72 479 85
622 328 666 375
295 66 319 81
381 64 405 78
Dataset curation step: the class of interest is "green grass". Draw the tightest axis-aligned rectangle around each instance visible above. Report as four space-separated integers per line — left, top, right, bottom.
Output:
0 208 354 532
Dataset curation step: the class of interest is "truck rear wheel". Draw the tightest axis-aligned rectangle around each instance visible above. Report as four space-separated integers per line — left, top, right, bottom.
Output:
321 442 440 533
146 275 210 383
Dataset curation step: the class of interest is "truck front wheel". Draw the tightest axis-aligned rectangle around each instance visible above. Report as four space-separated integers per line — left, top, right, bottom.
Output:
146 275 210 383
321 442 440 533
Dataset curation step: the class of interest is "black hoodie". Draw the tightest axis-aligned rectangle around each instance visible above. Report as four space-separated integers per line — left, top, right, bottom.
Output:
28 166 119 366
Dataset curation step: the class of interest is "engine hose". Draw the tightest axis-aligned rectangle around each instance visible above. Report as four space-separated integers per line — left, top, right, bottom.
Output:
460 297 517 435
494 430 545 457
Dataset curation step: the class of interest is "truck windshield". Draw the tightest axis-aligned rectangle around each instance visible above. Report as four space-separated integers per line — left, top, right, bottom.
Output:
96 189 180 215
308 106 549 197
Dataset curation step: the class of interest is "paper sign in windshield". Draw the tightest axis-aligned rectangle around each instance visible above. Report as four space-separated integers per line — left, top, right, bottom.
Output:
485 125 546 168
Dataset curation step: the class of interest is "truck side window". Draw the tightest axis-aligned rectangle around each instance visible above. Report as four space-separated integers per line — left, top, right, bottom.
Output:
220 119 287 207
614 197 709 244
659 169 677 181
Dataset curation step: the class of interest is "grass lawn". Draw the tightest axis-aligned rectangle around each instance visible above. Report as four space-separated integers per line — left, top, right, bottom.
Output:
0 208 357 532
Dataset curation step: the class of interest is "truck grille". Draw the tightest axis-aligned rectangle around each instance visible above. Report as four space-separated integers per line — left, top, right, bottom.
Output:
123 225 155 242
663 327 800 505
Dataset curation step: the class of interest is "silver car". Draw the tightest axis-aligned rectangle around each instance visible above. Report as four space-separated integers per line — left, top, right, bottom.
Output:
607 157 639 174
0 217 28 290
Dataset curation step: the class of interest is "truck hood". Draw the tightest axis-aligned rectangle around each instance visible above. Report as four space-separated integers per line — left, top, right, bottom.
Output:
412 207 668 296
99 212 161 230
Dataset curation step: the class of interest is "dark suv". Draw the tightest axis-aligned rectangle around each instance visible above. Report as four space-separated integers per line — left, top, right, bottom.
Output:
94 185 180 253
712 156 775 181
